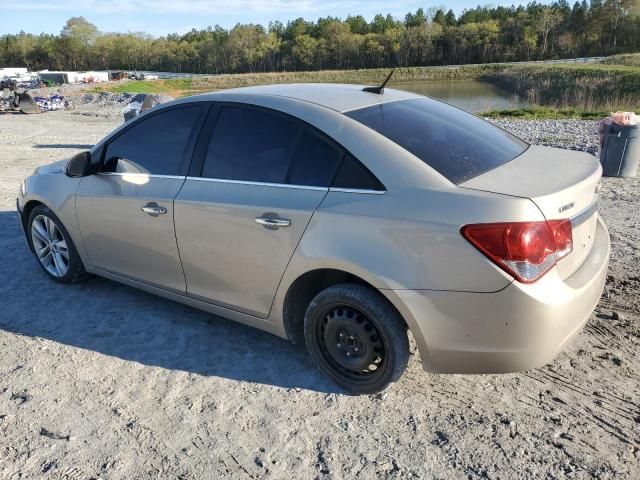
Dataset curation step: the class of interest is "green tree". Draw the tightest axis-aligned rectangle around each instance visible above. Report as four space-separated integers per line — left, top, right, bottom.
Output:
405 8 427 28
537 7 563 56
445 10 457 26
346 15 369 35
1 4 639 76
292 34 319 69
370 14 396 33
60 17 98 69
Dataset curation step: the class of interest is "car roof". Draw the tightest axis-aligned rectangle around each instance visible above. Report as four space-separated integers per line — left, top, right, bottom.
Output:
194 83 421 113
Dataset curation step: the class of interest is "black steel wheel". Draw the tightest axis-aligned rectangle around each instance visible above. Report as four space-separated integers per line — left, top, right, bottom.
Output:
304 283 409 394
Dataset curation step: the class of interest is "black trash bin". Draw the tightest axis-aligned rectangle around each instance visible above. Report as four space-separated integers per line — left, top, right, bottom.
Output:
600 123 640 177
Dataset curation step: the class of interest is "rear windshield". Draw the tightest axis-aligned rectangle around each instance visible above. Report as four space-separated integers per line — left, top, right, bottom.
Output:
345 98 528 184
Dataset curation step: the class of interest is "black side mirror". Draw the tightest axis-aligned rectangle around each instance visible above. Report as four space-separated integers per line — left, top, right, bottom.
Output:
65 151 92 177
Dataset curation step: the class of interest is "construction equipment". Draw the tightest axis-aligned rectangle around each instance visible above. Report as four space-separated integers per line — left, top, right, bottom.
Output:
0 91 40 114
0 90 71 114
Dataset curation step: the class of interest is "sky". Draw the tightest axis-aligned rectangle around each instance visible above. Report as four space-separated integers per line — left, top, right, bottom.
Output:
0 1 543 37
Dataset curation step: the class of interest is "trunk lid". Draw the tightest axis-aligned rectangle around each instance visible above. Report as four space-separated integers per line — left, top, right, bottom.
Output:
460 145 601 279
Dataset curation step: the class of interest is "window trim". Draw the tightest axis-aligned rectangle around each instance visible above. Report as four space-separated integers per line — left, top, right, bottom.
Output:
329 187 387 195
98 102 210 177
96 172 186 180
189 101 386 193
184 176 329 191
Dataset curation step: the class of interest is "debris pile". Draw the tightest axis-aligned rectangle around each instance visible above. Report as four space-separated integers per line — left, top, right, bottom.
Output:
69 92 174 118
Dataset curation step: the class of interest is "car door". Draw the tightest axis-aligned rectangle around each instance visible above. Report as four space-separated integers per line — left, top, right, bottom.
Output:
174 104 344 318
75 104 206 293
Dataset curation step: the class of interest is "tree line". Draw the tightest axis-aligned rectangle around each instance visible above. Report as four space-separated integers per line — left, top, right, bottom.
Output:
1 1 639 75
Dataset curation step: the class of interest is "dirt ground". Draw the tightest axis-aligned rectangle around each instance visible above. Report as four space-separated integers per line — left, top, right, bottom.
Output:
0 110 638 480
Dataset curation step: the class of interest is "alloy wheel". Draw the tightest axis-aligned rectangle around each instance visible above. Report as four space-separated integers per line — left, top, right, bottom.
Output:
30 214 69 278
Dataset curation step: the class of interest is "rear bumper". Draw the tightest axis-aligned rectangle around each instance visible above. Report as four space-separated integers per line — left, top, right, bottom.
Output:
385 215 610 374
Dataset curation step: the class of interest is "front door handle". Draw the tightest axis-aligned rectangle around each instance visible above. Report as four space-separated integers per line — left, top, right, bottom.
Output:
255 216 291 228
141 203 167 216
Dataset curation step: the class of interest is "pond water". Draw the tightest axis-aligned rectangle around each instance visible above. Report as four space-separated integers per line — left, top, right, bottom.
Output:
397 80 525 112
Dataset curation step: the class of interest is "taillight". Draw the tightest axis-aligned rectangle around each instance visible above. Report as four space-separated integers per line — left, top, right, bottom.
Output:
547 219 573 261
461 219 573 283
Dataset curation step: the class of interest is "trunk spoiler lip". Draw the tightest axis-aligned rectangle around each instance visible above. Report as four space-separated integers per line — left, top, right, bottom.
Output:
570 199 599 228
458 145 600 195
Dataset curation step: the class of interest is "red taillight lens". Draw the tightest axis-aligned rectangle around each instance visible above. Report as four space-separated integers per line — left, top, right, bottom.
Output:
504 222 556 265
547 219 573 261
461 219 573 283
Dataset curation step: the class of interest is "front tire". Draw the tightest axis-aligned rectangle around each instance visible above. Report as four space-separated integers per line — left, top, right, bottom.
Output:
27 205 87 284
304 283 409 395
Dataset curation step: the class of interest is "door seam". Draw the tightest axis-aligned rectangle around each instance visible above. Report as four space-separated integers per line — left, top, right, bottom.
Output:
73 177 94 265
172 177 190 294
264 188 331 319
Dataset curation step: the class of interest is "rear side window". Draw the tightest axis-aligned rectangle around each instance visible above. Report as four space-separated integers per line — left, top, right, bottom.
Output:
345 98 527 184
103 106 201 175
203 106 300 183
288 130 343 187
332 154 385 191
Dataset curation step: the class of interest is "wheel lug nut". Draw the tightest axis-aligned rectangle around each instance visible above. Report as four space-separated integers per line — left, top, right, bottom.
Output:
337 343 342 348
354 347 359 352
346 352 351 356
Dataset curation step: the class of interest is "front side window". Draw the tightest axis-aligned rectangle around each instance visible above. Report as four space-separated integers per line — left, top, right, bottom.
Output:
103 106 202 175
345 98 528 184
202 106 300 183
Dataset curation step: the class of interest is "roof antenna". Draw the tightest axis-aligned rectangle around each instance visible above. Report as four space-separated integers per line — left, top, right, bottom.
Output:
363 68 396 94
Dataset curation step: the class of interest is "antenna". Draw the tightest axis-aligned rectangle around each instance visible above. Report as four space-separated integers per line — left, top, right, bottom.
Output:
362 68 396 94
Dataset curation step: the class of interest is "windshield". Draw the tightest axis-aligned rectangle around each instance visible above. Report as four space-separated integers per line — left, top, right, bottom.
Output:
345 98 528 184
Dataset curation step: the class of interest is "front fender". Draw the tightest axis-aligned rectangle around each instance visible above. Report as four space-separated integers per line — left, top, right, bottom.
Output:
20 173 87 265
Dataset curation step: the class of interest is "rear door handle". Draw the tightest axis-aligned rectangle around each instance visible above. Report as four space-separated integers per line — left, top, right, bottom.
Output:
141 203 167 216
255 216 291 228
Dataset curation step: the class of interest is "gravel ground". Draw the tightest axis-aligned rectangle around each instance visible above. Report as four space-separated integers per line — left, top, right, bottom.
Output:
0 112 638 479
490 119 602 156
2 84 174 119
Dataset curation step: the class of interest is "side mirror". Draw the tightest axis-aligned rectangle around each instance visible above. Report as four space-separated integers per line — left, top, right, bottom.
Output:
65 151 92 177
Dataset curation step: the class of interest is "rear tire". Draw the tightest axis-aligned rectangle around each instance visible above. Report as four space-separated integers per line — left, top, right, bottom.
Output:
27 205 87 284
304 283 409 395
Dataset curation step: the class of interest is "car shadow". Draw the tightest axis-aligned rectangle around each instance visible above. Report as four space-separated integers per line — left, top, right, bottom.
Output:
0 210 340 394
34 144 94 149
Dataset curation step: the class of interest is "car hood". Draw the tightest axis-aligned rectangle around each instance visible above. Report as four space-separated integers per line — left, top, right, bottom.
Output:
35 159 68 175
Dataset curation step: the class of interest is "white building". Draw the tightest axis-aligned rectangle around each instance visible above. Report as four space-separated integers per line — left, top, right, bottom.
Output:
0 68 36 81
80 71 110 83
0 67 28 77
38 70 110 84
38 70 79 84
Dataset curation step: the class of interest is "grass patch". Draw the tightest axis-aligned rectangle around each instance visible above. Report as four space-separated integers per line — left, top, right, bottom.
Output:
600 53 640 67
480 63 640 110
189 65 496 91
480 106 610 120
88 65 500 97
91 78 194 96
88 59 640 112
